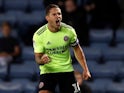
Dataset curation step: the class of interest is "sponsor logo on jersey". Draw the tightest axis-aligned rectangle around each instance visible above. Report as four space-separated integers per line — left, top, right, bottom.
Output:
39 82 44 89
47 41 51 45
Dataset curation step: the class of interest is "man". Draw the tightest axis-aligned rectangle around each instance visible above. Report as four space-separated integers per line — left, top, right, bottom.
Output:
33 4 91 93
63 0 90 46
0 22 21 66
0 22 21 80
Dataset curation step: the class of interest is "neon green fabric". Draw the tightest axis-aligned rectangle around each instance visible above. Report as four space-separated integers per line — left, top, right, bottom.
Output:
33 23 78 74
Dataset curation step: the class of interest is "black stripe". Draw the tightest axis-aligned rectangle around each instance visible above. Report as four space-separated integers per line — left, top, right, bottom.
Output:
36 25 46 35
71 39 79 47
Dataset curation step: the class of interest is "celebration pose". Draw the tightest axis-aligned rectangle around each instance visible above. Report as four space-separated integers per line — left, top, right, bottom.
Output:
33 4 91 93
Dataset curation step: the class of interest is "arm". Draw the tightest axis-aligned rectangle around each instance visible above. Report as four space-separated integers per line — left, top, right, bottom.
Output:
34 53 50 65
0 46 20 57
33 29 50 65
73 44 91 80
10 46 20 56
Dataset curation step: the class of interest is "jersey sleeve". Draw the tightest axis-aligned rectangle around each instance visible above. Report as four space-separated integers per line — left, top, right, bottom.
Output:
33 33 45 53
70 29 79 47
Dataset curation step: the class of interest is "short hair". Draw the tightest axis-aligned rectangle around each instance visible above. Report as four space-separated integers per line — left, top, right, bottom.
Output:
65 0 77 5
1 21 12 29
45 4 60 16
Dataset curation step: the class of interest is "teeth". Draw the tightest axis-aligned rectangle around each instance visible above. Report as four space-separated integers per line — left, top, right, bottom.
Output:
56 20 59 23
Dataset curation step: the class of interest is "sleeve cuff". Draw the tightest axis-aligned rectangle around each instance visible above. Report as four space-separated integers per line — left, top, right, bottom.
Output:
70 39 79 47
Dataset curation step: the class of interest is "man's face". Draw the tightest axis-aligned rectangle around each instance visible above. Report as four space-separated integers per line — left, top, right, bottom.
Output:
2 25 11 37
65 0 76 12
46 8 62 29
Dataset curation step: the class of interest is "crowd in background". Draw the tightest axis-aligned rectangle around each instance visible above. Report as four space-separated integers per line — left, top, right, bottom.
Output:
0 0 123 92
0 0 122 47
0 0 122 82
16 0 122 47
43 0 121 46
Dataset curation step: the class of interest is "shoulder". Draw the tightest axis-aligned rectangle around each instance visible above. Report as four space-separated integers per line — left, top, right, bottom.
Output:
61 22 74 31
34 24 47 36
33 24 46 40
33 25 46 41
61 22 76 35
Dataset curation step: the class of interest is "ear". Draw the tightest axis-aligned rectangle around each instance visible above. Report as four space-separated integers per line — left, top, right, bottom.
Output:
45 16 49 21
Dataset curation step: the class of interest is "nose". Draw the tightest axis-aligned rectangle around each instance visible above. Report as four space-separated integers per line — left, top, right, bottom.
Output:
56 14 60 18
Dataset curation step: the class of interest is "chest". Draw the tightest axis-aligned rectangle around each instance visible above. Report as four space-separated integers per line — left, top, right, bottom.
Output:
43 31 71 49
0 38 15 52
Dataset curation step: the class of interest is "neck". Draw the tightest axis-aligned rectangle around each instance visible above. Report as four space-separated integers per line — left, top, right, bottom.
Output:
47 23 60 32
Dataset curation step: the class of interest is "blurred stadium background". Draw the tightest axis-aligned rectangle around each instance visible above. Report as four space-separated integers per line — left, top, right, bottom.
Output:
0 0 124 93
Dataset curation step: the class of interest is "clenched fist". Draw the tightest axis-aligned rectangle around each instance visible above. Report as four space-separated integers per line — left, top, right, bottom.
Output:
41 54 51 64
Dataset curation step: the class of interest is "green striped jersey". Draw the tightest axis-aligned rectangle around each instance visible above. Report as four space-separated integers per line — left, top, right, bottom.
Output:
33 22 78 74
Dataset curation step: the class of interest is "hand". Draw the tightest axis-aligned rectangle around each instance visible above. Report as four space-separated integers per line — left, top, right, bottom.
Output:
41 54 50 64
82 70 91 80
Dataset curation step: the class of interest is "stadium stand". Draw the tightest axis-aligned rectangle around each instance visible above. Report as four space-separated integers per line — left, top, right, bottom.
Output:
116 29 124 43
4 0 29 12
0 81 23 93
10 64 35 79
86 79 112 93
0 14 16 26
102 47 124 61
0 65 7 80
0 0 3 12
22 46 35 61
29 0 44 11
82 47 102 62
106 81 124 93
89 29 113 44
0 0 124 93
12 79 38 93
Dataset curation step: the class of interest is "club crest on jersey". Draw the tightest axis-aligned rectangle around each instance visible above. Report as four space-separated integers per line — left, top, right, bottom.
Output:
39 82 44 89
64 36 69 41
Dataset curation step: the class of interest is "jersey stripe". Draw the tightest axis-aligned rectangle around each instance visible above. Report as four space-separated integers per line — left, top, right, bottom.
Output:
70 39 79 47
36 25 46 35
61 22 74 29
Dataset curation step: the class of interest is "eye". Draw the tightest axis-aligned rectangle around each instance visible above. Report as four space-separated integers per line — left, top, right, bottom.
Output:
58 13 61 15
53 14 56 16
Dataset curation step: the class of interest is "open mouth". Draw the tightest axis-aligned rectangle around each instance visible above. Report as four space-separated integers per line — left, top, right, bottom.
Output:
56 19 61 26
